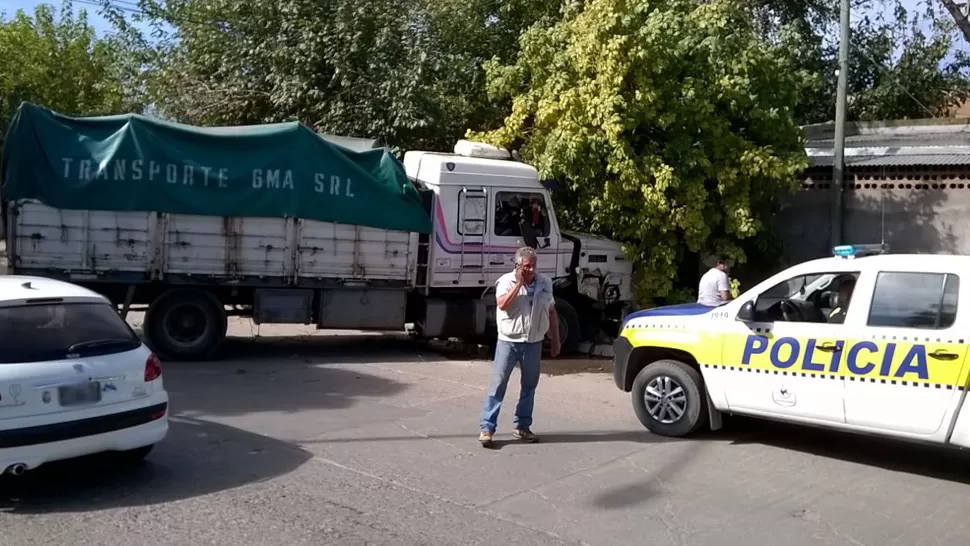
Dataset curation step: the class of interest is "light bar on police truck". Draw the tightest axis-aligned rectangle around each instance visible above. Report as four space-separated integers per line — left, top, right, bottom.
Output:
832 243 889 258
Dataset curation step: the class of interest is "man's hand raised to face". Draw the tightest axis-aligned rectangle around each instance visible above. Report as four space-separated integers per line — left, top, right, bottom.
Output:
514 264 525 286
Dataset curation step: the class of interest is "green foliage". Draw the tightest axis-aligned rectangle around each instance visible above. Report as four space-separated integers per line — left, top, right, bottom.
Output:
471 0 809 303
0 1 139 140
761 0 970 123
123 0 444 149
103 0 561 153
844 3 970 120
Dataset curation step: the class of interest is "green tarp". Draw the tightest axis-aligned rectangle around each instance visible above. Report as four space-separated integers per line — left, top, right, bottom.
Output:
1 102 431 233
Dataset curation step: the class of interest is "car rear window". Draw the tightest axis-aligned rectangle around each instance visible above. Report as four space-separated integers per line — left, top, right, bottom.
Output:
0 302 141 363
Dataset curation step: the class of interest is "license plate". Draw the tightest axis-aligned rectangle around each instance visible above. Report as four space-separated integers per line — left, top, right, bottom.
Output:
58 382 102 406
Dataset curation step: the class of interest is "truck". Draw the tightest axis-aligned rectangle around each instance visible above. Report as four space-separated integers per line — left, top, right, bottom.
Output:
612 243 970 451
1 102 634 361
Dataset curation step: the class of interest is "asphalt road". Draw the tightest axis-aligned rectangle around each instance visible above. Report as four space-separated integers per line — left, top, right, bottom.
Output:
3 320 970 545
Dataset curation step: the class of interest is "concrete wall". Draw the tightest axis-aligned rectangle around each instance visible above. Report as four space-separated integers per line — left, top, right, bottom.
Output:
774 166 969 269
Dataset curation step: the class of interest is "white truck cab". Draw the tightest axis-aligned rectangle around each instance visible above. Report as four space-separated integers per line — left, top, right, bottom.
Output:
404 140 633 349
613 244 970 450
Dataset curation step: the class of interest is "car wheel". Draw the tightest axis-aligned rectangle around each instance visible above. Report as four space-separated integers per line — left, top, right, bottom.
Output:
145 289 228 361
631 359 708 437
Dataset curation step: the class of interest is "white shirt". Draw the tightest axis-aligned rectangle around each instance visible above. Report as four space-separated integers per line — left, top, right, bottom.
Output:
697 267 729 306
494 271 555 343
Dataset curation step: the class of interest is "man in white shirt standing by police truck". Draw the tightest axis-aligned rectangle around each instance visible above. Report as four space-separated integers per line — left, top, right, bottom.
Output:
479 247 560 448
697 254 732 307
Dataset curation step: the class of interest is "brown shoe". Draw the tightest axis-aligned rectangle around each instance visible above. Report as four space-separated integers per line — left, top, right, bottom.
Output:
512 428 540 443
479 430 494 447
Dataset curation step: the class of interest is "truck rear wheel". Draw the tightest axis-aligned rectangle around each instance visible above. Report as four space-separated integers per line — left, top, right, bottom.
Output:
631 359 707 437
144 289 228 361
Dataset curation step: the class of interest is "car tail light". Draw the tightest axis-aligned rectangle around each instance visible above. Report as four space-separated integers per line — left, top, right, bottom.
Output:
145 353 162 382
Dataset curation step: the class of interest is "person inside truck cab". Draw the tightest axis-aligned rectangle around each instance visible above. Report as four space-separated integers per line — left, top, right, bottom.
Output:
827 276 856 324
496 196 522 236
527 197 547 233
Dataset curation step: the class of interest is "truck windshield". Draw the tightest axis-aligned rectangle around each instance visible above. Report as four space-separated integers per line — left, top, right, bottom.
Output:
0 302 141 363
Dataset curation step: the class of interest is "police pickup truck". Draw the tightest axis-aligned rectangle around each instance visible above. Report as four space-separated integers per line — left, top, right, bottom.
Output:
612 244 970 449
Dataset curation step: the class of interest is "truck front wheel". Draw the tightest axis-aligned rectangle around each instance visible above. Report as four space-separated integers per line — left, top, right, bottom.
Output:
555 299 582 354
543 298 581 357
144 289 228 361
631 359 708 437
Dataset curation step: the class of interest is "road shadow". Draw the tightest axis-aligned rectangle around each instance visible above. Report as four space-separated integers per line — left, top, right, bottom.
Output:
480 430 673 451
0 416 312 514
215 331 499 364
216 332 611 375
590 440 706 509
709 415 970 484
303 429 674 449
427 337 613 374
216 332 436 362
162 355 410 418
588 409 970 510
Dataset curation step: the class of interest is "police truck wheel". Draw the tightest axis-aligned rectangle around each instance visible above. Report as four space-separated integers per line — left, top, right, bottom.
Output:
144 289 228 361
631 359 707 437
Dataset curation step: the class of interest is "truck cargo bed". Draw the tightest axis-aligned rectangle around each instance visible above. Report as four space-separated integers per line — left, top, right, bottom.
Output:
8 200 418 286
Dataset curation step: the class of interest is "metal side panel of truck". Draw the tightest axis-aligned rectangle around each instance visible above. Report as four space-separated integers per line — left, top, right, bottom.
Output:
10 200 418 284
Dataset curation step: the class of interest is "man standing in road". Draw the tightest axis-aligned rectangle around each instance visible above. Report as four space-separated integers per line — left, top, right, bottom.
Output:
479 246 560 448
697 254 732 307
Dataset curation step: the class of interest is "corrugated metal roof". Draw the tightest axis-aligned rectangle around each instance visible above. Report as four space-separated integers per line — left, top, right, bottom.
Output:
802 117 970 154
809 154 970 167
802 118 970 143
806 133 970 148
802 118 970 168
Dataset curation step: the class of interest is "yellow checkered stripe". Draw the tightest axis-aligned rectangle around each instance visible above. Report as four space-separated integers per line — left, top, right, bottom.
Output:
623 326 970 391
699 363 966 391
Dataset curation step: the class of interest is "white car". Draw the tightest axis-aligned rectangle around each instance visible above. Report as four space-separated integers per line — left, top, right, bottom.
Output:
0 275 168 475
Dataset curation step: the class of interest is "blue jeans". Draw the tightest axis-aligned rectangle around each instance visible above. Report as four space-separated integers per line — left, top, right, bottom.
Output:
480 340 542 433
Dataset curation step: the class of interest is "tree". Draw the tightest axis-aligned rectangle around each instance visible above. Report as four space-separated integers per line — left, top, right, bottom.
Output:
102 0 563 153
470 0 810 303
757 0 970 124
417 0 566 138
844 2 970 120
938 0 970 48
0 1 141 140
131 0 445 149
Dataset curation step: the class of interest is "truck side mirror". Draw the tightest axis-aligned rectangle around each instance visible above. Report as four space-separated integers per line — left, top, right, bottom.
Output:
520 219 540 249
736 300 756 322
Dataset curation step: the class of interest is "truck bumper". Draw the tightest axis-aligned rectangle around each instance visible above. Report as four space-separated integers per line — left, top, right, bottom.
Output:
612 335 634 391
